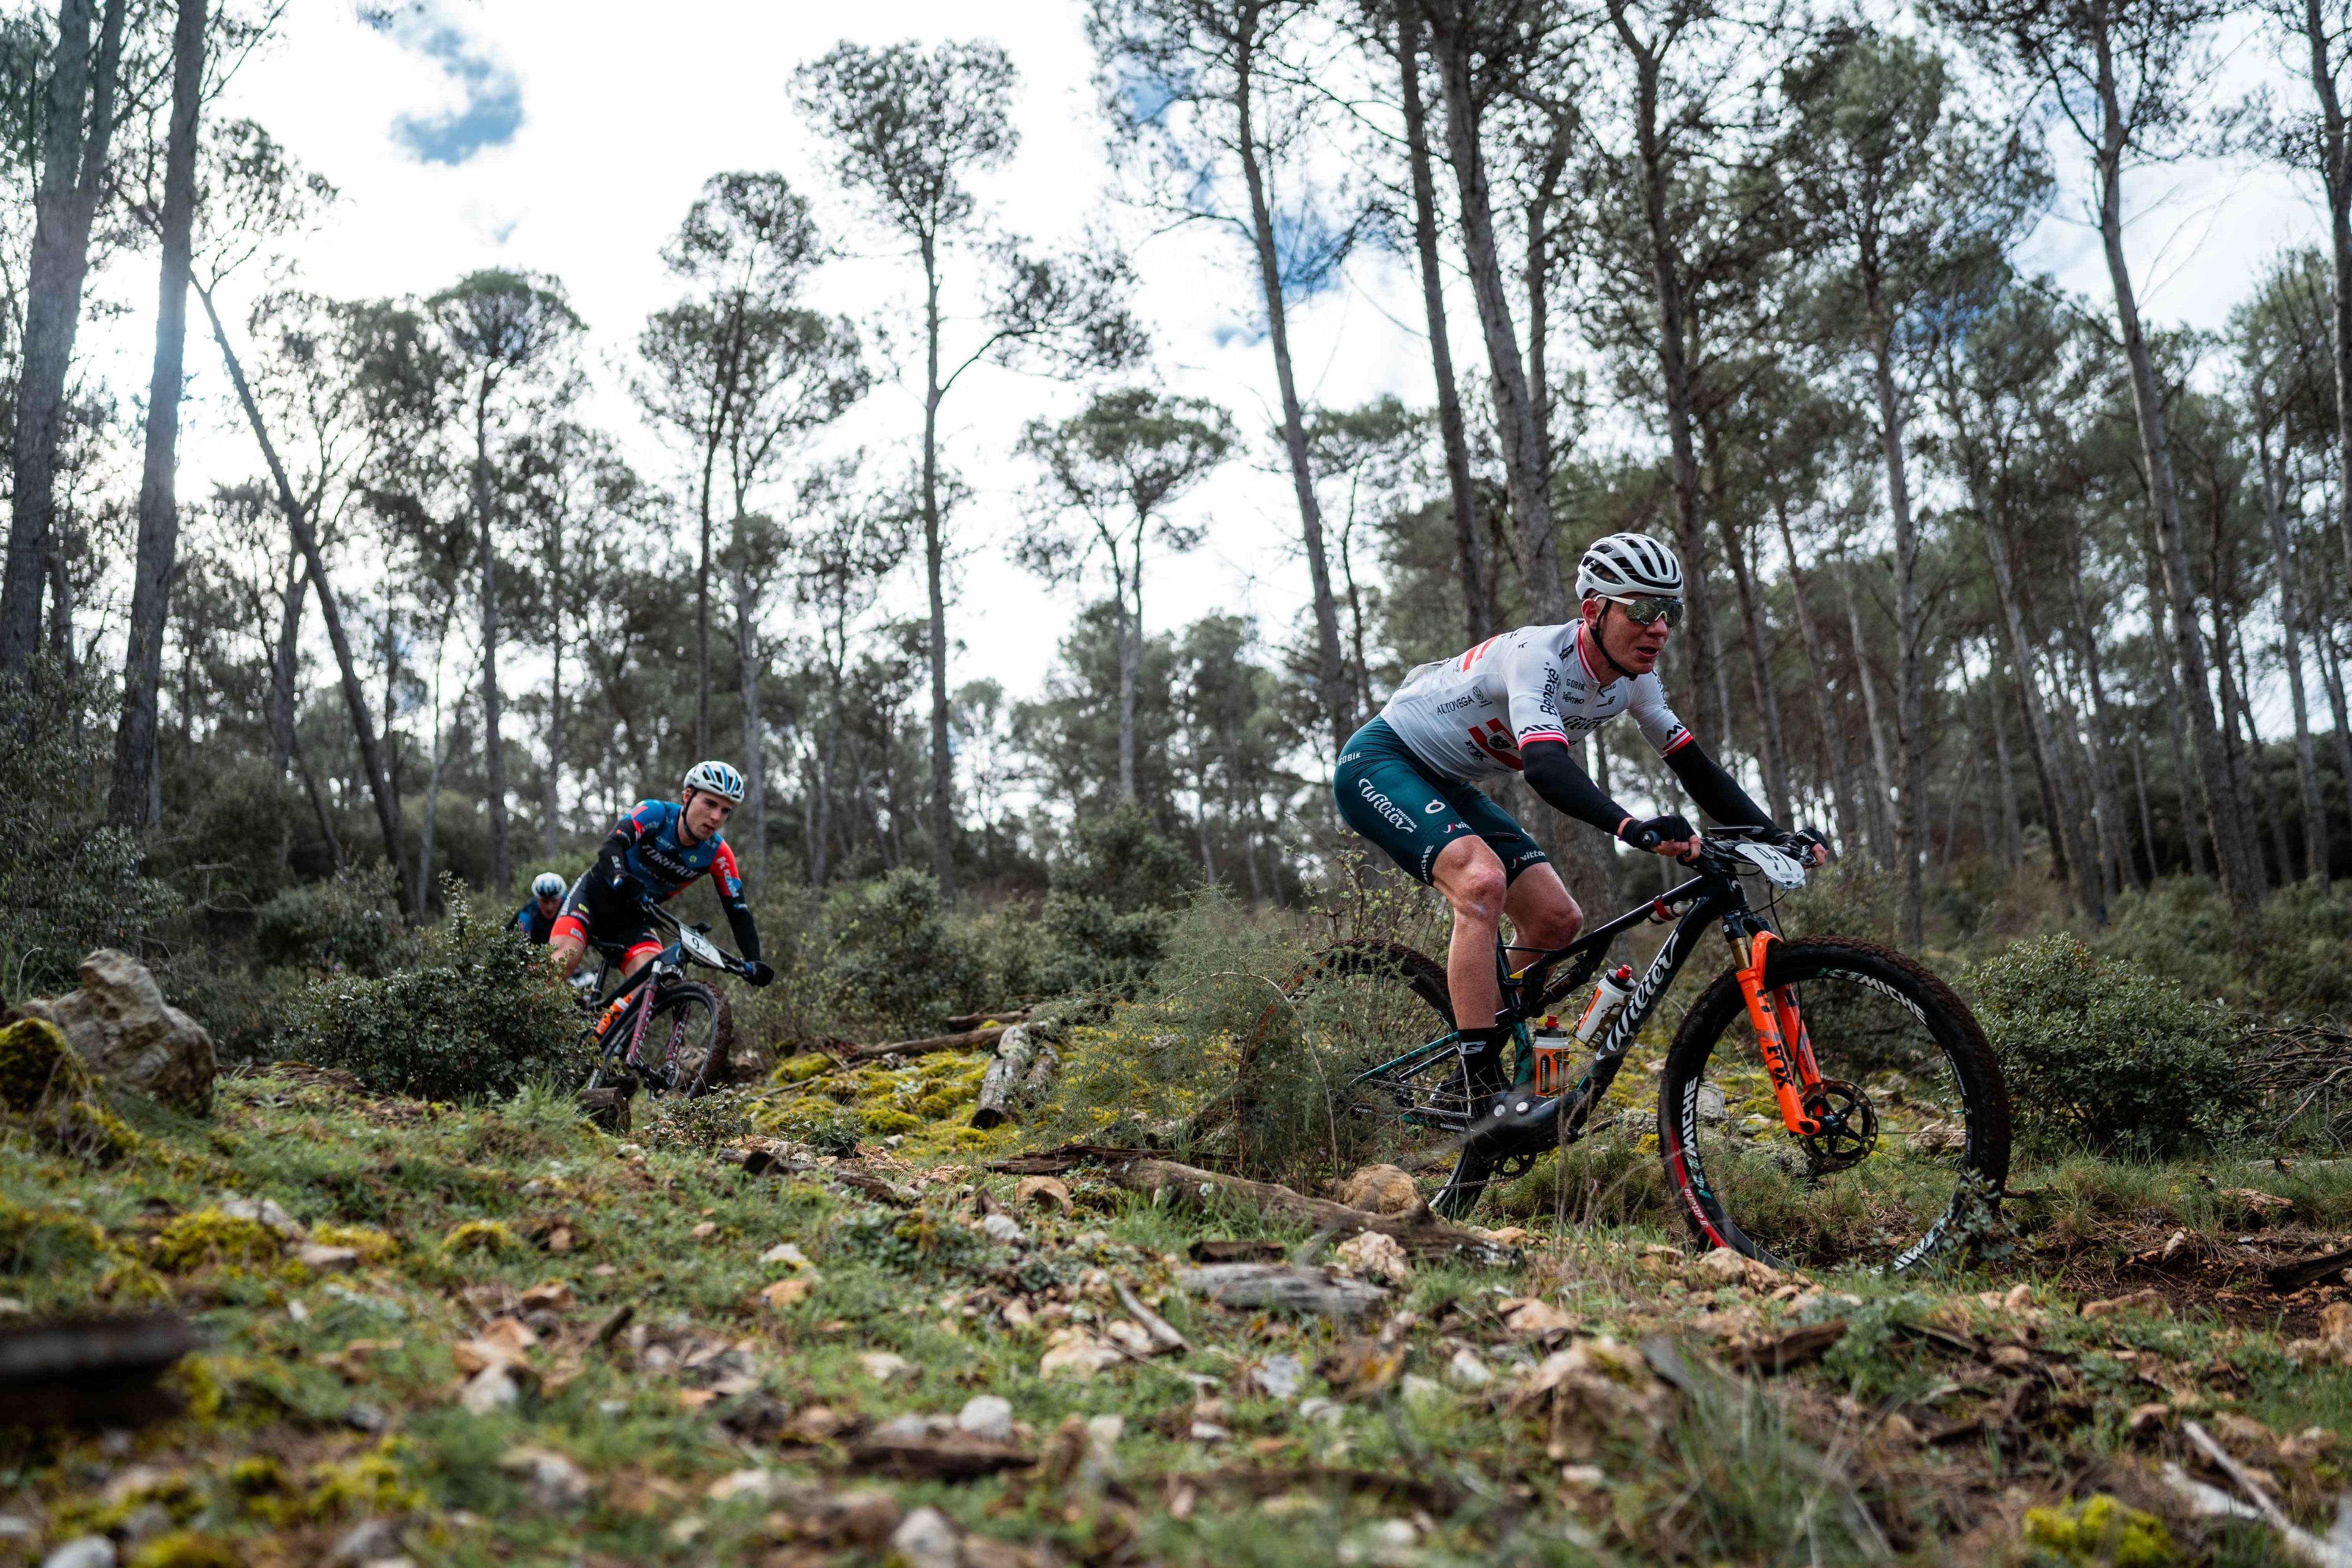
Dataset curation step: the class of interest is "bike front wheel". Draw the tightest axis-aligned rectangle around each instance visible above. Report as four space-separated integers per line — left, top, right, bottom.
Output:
588 981 735 1101
1657 936 2010 1272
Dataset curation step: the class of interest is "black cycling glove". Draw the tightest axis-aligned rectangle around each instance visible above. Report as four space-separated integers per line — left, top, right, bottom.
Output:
742 960 776 988
1620 814 1700 852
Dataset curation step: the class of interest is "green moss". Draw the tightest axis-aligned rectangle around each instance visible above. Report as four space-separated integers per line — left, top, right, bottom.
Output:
311 1223 397 1262
304 1442 426 1520
151 1209 282 1273
2023 1494 2177 1567
861 1107 920 1136
0 1017 73 1109
127 1530 243 1568
773 1053 833 1083
442 1219 520 1255
0 1194 106 1276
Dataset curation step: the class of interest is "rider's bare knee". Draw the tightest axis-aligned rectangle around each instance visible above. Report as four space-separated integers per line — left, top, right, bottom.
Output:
1449 864 1508 925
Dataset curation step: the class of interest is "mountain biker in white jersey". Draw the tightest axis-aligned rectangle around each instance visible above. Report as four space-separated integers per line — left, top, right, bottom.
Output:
1333 532 1827 1120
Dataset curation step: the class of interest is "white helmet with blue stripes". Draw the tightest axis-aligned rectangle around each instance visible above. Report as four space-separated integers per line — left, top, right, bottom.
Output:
682 759 746 803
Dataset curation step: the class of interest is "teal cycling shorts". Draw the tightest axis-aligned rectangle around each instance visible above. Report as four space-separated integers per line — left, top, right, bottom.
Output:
1333 717 1550 885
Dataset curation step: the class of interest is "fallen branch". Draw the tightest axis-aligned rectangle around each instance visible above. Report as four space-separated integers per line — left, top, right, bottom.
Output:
721 1146 918 1207
1091 1156 1522 1267
1159 1464 1459 1514
1175 1262 1389 1317
985 1144 1181 1176
838 1026 1010 1065
2177 1420 2352 1567
944 1008 1033 1032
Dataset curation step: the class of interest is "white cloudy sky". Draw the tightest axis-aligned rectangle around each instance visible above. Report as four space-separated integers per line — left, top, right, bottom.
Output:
73 0 2327 733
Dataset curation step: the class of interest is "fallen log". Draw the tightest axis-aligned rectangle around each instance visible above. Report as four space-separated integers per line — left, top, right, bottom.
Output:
1175 1262 1388 1318
1722 1319 1849 1374
944 1008 1033 1032
839 1026 1008 1065
0 1312 202 1427
985 1144 1182 1176
2266 1245 2352 1294
1092 1156 1523 1267
970 1025 1038 1129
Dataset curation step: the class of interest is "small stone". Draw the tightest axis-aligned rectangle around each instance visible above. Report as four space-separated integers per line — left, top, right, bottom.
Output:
759 1242 811 1268
690 1221 717 1240
1189 1420 1231 1442
1335 1230 1411 1284
2209 1411 2278 1458
958 1394 1015 1442
460 1365 519 1414
1001 1298 1034 1330
2281 1426 2338 1465
298 1244 362 1274
1015 1176 1074 1216
760 1276 815 1309
1333 1164 1423 1216
858 1351 911 1382
1448 1346 1493 1388
704 1469 778 1503
1877 1413 1921 1448
2127 1403 2172 1438
116 1505 171 1546
982 1212 1026 1246
324 1517 405 1567
1689 1247 1778 1290
1399 1372 1445 1404
40 1538 116 1568
1298 1396 1344 1425
1695 1083 1727 1122
1038 1328 1122 1380
2081 1288 2168 1320
1558 1464 1607 1490
1254 1353 1305 1401
0 1516 34 1540
0 1297 25 1316
890 1506 964 1568
1988 1345 2032 1369
1502 1297 1573 1337
501 1446 592 1511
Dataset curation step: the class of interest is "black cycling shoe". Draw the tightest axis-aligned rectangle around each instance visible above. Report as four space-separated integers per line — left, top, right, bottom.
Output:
1465 1087 1560 1149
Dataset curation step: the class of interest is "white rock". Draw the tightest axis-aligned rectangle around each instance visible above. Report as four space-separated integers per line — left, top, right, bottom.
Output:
957 1394 1015 1442
1334 1230 1411 1284
1298 1396 1345 1425
1400 1373 1445 1404
1448 1347 1493 1388
460 1365 519 1414
324 1517 405 1567
873 1413 941 1441
299 1244 362 1274
1253 1353 1305 1401
982 1212 1027 1246
705 1469 779 1503
1189 1421 1232 1442
500 1446 591 1511
858 1351 912 1383
41 1539 116 1568
890 1505 964 1568
1696 1083 1728 1122
759 1242 811 1269
0 1516 35 1540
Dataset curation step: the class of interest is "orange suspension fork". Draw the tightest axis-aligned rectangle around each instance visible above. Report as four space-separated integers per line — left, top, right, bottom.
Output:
1735 929 1823 1136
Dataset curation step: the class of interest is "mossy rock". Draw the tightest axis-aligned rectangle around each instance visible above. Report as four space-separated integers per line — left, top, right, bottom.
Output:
0 1017 78 1111
311 1223 397 1263
861 1107 920 1136
772 1053 833 1084
128 1531 243 1568
2022 1494 2176 1567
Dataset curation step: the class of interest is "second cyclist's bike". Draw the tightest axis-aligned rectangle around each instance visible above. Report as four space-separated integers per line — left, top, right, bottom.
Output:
578 901 742 1111
1248 828 2010 1270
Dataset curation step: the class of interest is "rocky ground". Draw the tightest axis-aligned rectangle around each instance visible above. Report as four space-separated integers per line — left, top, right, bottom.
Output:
5 1044 2352 1567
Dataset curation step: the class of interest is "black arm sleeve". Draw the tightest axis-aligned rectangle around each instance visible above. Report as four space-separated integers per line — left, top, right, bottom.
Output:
1664 740 1773 828
1520 739 1635 837
592 828 632 888
721 897 760 963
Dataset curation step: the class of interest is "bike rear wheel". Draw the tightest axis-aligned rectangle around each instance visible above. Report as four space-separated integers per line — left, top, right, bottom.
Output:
587 981 734 1101
1657 936 2010 1271
1241 940 1472 1195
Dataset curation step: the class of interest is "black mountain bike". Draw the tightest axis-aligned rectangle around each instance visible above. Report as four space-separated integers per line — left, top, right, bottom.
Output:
579 901 741 1110
1250 828 2010 1270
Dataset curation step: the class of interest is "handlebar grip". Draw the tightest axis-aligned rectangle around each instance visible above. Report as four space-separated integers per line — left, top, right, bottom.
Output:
1625 824 1662 852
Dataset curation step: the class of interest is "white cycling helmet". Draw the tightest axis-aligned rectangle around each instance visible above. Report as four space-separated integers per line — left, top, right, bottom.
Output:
683 759 747 803
531 872 566 899
1576 532 1684 601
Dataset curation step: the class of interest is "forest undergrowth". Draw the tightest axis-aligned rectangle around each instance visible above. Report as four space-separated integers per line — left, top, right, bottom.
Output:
7 852 2352 1564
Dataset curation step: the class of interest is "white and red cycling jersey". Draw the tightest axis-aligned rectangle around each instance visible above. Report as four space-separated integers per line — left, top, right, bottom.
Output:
1379 620 1692 784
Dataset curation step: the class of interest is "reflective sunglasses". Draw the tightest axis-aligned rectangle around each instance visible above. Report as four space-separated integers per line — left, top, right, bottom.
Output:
1606 594 1684 627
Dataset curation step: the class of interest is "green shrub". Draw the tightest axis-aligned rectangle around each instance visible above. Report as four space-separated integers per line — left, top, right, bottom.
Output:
1036 804 1192 995
284 883 584 1101
1972 934 2247 1154
825 868 987 1034
2101 876 2352 1019
254 867 407 976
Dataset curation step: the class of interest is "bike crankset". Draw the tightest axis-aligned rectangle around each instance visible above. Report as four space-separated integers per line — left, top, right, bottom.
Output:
1797 1079 1877 1173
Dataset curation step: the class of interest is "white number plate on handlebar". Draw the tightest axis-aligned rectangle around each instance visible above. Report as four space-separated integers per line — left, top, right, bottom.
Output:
675 924 724 968
1732 841 1808 889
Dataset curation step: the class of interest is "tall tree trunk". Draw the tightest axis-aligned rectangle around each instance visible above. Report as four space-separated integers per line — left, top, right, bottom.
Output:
2141 540 2209 877
919 235 956 899
1397 0 1487 644
417 625 451 910
267 542 302 778
289 722 341 870
2061 510 2142 892
544 502 563 862
469 382 510 897
1605 7 1721 739
1232 36 1353 746
1838 570 1898 868
2260 444 2328 887
1425 7 1566 622
1719 514 1789 823
1772 501 1857 851
2091 31 2259 911
1118 558 1141 801
2297 0 2352 676
1980 661 2025 866
1865 319 1927 946
2 0 126 671
108 0 206 828
2227 622 2290 890
2309 550 2352 865
199 282 413 916
734 550 764 882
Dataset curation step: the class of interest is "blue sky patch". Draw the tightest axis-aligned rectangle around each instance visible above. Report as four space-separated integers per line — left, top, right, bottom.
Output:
371 2 523 166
